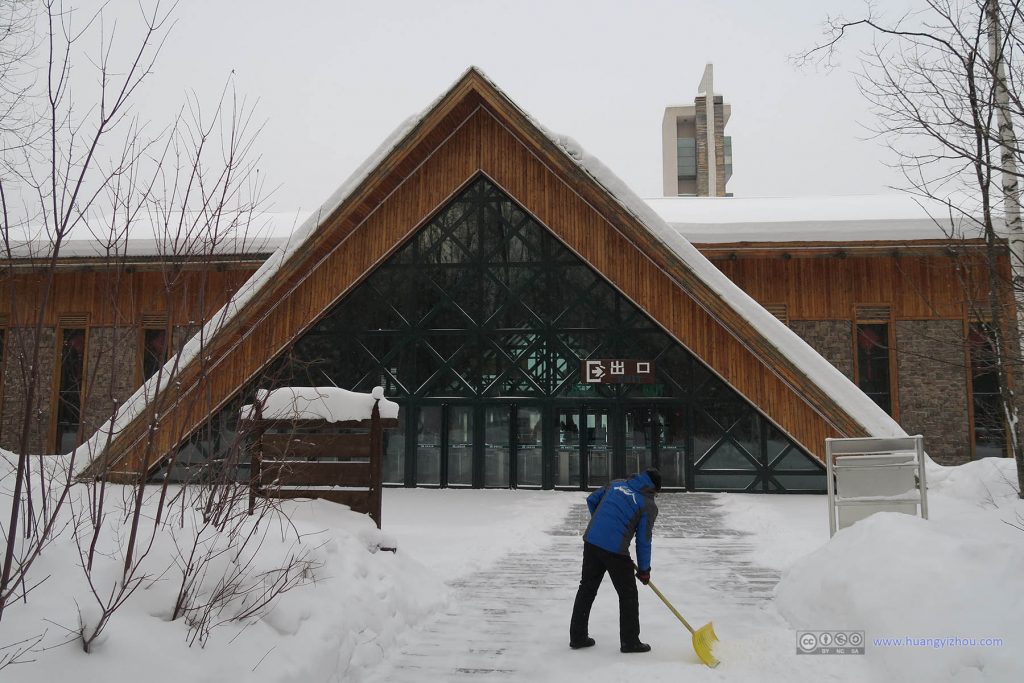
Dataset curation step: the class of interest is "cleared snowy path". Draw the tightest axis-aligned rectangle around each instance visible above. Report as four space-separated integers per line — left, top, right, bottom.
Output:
365 493 867 682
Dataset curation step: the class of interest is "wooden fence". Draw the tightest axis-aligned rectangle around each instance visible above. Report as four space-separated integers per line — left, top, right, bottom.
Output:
243 398 398 527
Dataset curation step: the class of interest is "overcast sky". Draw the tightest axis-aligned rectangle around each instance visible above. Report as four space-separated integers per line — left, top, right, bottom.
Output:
87 0 914 214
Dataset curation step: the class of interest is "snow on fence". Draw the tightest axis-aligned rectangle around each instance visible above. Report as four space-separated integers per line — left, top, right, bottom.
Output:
240 387 400 528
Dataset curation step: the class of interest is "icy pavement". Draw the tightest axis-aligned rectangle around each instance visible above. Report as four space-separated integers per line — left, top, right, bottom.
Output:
365 493 870 682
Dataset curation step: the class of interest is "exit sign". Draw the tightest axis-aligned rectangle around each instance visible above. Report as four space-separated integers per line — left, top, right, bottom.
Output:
581 359 656 384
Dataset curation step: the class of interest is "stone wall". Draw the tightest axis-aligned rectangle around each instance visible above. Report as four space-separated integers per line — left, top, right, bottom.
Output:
81 326 139 442
694 96 728 197
896 320 970 465
1 327 56 454
790 320 854 380
712 96 727 195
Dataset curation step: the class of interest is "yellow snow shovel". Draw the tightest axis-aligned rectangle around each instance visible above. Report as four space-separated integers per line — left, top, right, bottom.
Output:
646 579 720 668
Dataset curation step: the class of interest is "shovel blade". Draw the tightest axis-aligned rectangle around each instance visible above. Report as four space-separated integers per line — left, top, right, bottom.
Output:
692 622 720 668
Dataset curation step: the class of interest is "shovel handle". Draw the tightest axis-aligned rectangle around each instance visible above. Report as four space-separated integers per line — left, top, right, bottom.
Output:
646 580 696 635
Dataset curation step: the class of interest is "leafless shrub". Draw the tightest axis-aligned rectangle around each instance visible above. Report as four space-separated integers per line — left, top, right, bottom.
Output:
0 0 317 662
797 0 1024 495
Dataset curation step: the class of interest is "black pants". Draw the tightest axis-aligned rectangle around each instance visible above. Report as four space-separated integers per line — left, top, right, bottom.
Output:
569 542 641 646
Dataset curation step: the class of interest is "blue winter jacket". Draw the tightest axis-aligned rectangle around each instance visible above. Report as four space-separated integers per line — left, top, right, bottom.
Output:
583 472 659 571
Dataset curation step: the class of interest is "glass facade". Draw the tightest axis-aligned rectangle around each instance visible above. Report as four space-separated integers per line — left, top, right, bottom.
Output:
162 176 825 492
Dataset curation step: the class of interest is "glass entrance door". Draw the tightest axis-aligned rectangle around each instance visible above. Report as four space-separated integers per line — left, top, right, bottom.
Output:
447 405 474 487
484 405 511 487
555 408 581 488
415 406 442 486
624 406 654 476
515 405 543 488
655 406 687 489
585 408 612 488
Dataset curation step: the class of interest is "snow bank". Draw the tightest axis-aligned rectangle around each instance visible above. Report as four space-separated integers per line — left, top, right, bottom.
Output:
0 460 446 682
926 457 1020 506
1 454 581 681
240 386 399 422
776 511 1024 683
773 458 1024 683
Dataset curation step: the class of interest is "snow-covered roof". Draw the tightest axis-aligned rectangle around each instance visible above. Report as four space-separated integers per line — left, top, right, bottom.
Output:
646 194 981 244
5 212 304 260
81 66 909 471
27 197 984 261
15 193 987 260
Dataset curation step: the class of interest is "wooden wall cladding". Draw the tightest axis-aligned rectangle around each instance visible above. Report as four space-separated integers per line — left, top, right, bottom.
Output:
709 252 992 321
96 75 867 477
0 269 256 327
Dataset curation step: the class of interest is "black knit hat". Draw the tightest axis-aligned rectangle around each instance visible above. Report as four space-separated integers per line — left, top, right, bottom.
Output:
644 468 662 491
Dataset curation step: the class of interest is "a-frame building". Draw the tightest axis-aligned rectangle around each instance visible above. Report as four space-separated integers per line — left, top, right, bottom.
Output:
85 67 907 492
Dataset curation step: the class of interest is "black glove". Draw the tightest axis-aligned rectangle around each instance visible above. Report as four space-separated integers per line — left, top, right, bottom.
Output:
635 568 650 585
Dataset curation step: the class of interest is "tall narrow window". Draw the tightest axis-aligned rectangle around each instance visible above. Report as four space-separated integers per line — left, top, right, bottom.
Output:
142 328 168 381
677 137 697 179
856 323 892 415
969 324 1005 458
0 325 6 414
723 136 733 181
55 328 86 452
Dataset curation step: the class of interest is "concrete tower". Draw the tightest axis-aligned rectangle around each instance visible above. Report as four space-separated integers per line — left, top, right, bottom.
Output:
661 64 732 197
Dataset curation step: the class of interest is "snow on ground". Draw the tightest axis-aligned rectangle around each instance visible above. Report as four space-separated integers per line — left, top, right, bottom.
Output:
0 456 577 682
382 489 579 578
719 457 1023 683
0 450 447 682
3 451 1022 682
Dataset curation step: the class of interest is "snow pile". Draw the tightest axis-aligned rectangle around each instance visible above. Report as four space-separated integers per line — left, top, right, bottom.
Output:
774 458 1023 683
0 453 445 682
927 457 1021 507
240 386 399 422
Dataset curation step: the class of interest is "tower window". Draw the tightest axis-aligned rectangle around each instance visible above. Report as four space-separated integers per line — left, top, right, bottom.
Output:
677 137 696 179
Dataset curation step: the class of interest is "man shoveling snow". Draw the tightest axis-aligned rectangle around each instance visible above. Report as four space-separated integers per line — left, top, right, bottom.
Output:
569 469 661 653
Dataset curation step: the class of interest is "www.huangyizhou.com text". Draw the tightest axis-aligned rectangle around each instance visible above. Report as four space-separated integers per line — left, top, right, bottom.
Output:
872 636 1004 649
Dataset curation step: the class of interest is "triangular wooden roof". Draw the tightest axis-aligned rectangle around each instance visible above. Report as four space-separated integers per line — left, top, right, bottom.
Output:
86 67 906 479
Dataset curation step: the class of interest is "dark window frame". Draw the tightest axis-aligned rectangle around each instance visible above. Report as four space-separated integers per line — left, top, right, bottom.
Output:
140 326 170 383
53 326 88 453
852 308 898 419
967 322 1006 459
0 324 6 442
